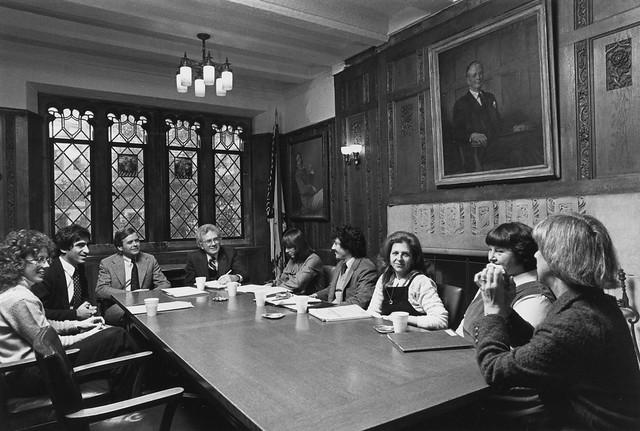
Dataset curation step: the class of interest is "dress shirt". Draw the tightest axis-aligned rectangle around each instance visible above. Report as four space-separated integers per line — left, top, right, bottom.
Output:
207 254 218 271
469 89 482 105
122 255 135 291
333 257 354 304
59 257 76 305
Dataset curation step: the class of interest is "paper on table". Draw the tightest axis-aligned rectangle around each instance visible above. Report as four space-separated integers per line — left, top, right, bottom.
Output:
237 284 289 295
266 295 321 306
127 301 194 315
204 280 225 289
308 304 372 322
162 287 206 297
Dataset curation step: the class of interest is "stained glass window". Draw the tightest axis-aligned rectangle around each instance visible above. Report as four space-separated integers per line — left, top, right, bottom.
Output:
212 124 244 237
166 119 200 239
109 113 147 238
48 107 94 232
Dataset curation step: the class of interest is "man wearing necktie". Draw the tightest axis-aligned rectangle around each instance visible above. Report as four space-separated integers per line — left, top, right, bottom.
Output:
313 225 377 308
32 224 97 320
184 224 247 286
452 60 501 173
96 227 170 325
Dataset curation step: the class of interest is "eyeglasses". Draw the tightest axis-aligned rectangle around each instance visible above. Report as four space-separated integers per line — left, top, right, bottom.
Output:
202 237 221 245
26 256 51 265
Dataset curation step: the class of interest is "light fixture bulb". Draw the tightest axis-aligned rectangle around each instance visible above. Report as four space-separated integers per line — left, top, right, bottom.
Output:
216 77 227 96
180 65 192 87
222 70 233 91
176 73 188 93
203 64 215 86
340 146 350 155
194 78 205 97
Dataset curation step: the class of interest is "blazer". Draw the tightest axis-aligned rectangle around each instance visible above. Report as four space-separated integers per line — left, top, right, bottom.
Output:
95 252 170 325
315 258 377 308
452 90 500 147
32 257 90 321
184 247 247 285
476 288 640 430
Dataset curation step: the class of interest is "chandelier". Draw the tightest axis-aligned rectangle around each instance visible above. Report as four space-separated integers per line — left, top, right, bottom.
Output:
175 33 233 97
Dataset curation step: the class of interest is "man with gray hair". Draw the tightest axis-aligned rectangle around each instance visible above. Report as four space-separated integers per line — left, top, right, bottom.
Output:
184 224 247 285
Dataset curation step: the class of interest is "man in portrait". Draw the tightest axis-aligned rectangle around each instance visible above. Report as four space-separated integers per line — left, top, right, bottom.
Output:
452 60 501 173
294 152 323 215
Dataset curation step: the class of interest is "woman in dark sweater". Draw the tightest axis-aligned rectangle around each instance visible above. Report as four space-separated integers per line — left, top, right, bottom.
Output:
474 214 640 430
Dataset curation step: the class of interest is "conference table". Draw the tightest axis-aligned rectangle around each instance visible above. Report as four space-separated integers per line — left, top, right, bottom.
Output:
112 288 489 431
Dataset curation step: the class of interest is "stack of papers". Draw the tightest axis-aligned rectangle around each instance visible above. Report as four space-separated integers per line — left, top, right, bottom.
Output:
127 301 194 315
266 295 322 307
237 284 289 295
386 330 473 352
308 304 372 322
162 287 205 297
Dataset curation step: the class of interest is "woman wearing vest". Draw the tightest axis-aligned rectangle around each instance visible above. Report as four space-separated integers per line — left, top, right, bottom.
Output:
456 222 554 341
367 231 447 330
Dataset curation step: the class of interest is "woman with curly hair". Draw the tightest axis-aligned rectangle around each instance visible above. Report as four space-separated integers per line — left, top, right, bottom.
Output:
0 229 137 398
474 214 640 430
367 231 448 329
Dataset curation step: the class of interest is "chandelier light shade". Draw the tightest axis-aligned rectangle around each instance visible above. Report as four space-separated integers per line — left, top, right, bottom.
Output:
175 33 233 97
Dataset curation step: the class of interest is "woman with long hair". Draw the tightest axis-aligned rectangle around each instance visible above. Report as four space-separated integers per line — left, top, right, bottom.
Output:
0 229 137 398
367 231 447 329
474 214 640 430
274 227 324 294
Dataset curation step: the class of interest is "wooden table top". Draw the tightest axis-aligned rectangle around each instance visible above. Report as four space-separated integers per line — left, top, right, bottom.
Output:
113 289 488 431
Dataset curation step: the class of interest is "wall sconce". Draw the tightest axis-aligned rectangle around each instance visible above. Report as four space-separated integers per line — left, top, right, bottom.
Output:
340 144 363 165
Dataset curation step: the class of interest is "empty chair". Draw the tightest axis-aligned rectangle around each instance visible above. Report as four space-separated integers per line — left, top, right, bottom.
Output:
437 283 464 329
33 326 184 431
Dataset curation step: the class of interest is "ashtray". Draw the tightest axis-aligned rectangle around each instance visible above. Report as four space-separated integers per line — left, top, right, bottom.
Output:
211 296 228 302
262 312 285 320
373 324 394 334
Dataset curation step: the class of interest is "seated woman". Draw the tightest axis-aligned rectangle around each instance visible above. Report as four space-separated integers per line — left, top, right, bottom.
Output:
456 222 554 341
274 228 324 295
475 214 640 430
0 229 138 398
367 231 448 329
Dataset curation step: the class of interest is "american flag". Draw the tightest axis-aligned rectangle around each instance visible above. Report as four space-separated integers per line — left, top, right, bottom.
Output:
266 111 286 280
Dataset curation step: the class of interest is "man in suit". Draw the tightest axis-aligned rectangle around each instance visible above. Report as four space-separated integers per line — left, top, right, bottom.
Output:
452 60 501 172
184 224 247 285
96 227 170 325
32 224 97 320
313 225 377 308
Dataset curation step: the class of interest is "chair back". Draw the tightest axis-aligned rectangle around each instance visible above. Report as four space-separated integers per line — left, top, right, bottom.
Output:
33 326 84 424
616 270 640 366
437 283 464 329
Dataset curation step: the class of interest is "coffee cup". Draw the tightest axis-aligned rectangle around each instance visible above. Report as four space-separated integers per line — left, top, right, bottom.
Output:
389 311 409 333
294 295 309 314
227 281 239 297
144 298 159 317
254 290 267 307
195 276 206 291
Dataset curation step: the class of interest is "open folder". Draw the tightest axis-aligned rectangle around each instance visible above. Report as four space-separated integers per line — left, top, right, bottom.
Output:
308 304 372 322
386 330 473 352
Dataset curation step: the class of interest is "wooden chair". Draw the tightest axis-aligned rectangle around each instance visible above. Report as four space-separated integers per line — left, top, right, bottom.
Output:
437 283 464 329
616 269 640 366
0 349 110 431
33 326 184 431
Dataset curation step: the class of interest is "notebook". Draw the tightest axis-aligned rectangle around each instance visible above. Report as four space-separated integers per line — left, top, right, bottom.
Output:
162 287 206 297
308 304 372 322
386 330 473 352
126 301 194 315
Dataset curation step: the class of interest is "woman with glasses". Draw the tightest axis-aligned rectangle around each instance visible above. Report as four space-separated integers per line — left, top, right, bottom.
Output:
274 228 324 294
474 214 640 430
367 231 448 329
0 229 138 398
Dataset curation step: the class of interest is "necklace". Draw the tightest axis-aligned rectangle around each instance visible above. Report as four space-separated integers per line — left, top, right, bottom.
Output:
383 283 396 305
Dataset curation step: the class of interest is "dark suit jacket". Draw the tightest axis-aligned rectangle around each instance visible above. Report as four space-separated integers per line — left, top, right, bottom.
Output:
32 257 90 321
184 247 247 285
315 258 377 308
452 90 500 147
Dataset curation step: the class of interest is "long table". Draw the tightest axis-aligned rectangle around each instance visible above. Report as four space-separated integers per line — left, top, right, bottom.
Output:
112 289 488 431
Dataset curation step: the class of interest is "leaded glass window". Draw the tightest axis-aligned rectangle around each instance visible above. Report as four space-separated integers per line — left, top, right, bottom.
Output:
212 124 243 237
166 119 200 239
108 113 147 239
48 107 94 232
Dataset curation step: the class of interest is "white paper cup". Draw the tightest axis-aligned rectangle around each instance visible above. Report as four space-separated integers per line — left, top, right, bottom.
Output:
254 291 267 307
144 298 159 317
294 295 309 314
227 281 239 297
390 311 409 333
195 276 206 291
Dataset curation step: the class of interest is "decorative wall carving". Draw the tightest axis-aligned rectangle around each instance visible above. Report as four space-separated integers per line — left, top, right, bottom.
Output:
386 102 395 193
418 92 427 192
399 103 414 136
575 39 593 179
574 0 591 29
605 38 632 91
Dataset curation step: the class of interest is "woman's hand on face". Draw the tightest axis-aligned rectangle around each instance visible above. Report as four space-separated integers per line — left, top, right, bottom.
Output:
476 264 511 317
77 316 105 330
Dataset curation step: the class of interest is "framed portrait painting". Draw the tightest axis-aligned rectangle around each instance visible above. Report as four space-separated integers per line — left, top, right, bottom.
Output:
287 129 329 221
428 0 558 186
